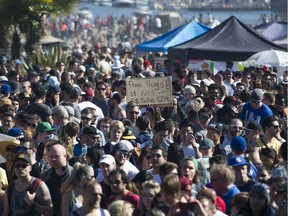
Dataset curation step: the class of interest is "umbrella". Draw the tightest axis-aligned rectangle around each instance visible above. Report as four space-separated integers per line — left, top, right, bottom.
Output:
244 49 288 67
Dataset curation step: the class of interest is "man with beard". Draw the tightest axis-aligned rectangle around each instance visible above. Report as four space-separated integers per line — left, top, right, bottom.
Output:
105 169 140 209
72 179 110 216
111 141 139 179
220 118 243 156
204 84 223 111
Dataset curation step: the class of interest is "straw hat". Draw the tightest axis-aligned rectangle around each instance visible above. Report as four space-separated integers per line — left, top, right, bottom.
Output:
0 139 20 157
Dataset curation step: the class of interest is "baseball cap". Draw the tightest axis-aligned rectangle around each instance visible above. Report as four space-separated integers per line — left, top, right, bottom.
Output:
35 122 55 133
83 89 94 100
69 86 85 98
8 127 24 138
14 154 31 165
83 126 98 136
199 138 214 150
0 98 12 108
144 60 151 67
0 76 8 82
122 127 136 140
250 88 263 102
201 79 212 87
99 154 116 165
228 156 249 167
244 122 262 132
78 65 86 73
1 84 11 93
230 136 246 152
207 123 223 133
112 140 131 154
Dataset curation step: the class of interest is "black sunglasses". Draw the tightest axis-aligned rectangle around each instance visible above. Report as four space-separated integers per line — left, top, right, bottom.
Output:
14 164 29 169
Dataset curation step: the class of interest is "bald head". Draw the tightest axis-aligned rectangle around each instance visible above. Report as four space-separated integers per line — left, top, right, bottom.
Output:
48 144 67 168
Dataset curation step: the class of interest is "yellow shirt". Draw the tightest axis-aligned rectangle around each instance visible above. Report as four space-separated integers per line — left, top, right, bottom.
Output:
255 137 282 156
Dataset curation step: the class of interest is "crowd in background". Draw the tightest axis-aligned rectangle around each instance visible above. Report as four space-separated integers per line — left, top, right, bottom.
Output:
0 18 286 216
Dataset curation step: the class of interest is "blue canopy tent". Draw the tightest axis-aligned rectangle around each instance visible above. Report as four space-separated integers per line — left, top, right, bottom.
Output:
136 21 210 53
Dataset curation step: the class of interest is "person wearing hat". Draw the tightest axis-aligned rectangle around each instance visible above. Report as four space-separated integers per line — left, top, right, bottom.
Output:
207 123 226 157
25 83 53 126
244 122 262 167
96 154 116 208
18 92 31 111
78 90 104 123
142 60 156 78
239 88 273 127
198 138 215 186
35 122 56 161
228 156 257 193
0 83 12 98
4 154 53 215
242 183 275 216
111 140 139 180
18 137 47 178
230 136 258 180
8 127 24 139
73 125 101 158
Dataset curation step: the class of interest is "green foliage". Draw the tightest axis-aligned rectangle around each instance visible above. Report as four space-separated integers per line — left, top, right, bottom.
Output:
0 0 79 57
22 45 69 71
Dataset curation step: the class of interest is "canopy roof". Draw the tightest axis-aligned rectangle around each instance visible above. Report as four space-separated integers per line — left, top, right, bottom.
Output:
136 21 210 53
168 16 286 61
254 21 287 41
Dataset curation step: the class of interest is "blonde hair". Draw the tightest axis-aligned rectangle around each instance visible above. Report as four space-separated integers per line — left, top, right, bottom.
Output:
60 162 93 193
210 164 235 184
142 180 161 194
108 200 134 216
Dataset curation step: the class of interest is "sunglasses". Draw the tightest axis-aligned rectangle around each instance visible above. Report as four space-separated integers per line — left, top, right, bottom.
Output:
116 151 129 157
81 116 92 121
270 125 280 129
150 153 162 159
251 99 261 104
14 164 29 169
199 115 210 120
97 88 106 91
17 146 32 152
230 125 243 130
6 146 18 153
90 135 100 140
110 180 123 185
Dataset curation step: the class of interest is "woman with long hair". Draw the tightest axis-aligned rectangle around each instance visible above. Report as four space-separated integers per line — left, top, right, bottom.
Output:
136 180 161 216
242 183 275 216
60 162 94 215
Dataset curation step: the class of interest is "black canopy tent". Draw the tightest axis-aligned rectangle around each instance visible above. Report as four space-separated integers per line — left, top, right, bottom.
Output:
168 16 286 61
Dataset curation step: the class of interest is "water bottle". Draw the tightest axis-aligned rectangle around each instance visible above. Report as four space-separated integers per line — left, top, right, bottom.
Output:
82 144 88 156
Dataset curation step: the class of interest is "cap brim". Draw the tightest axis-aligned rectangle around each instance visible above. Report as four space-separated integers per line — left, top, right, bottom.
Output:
122 135 136 140
231 162 249 167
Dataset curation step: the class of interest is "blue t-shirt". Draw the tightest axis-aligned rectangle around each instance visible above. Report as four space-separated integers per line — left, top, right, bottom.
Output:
221 185 240 214
239 102 273 126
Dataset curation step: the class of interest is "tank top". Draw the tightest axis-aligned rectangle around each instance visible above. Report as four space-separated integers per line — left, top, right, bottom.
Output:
10 178 36 216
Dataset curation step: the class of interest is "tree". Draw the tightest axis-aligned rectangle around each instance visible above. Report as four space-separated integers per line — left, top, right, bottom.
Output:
0 0 78 58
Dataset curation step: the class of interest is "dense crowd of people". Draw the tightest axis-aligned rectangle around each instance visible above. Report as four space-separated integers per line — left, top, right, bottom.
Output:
0 21 287 216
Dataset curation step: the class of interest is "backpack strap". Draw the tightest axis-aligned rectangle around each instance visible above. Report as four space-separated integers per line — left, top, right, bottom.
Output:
28 178 42 194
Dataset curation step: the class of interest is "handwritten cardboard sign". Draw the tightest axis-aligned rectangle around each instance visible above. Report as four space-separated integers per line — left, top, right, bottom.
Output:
126 77 173 107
